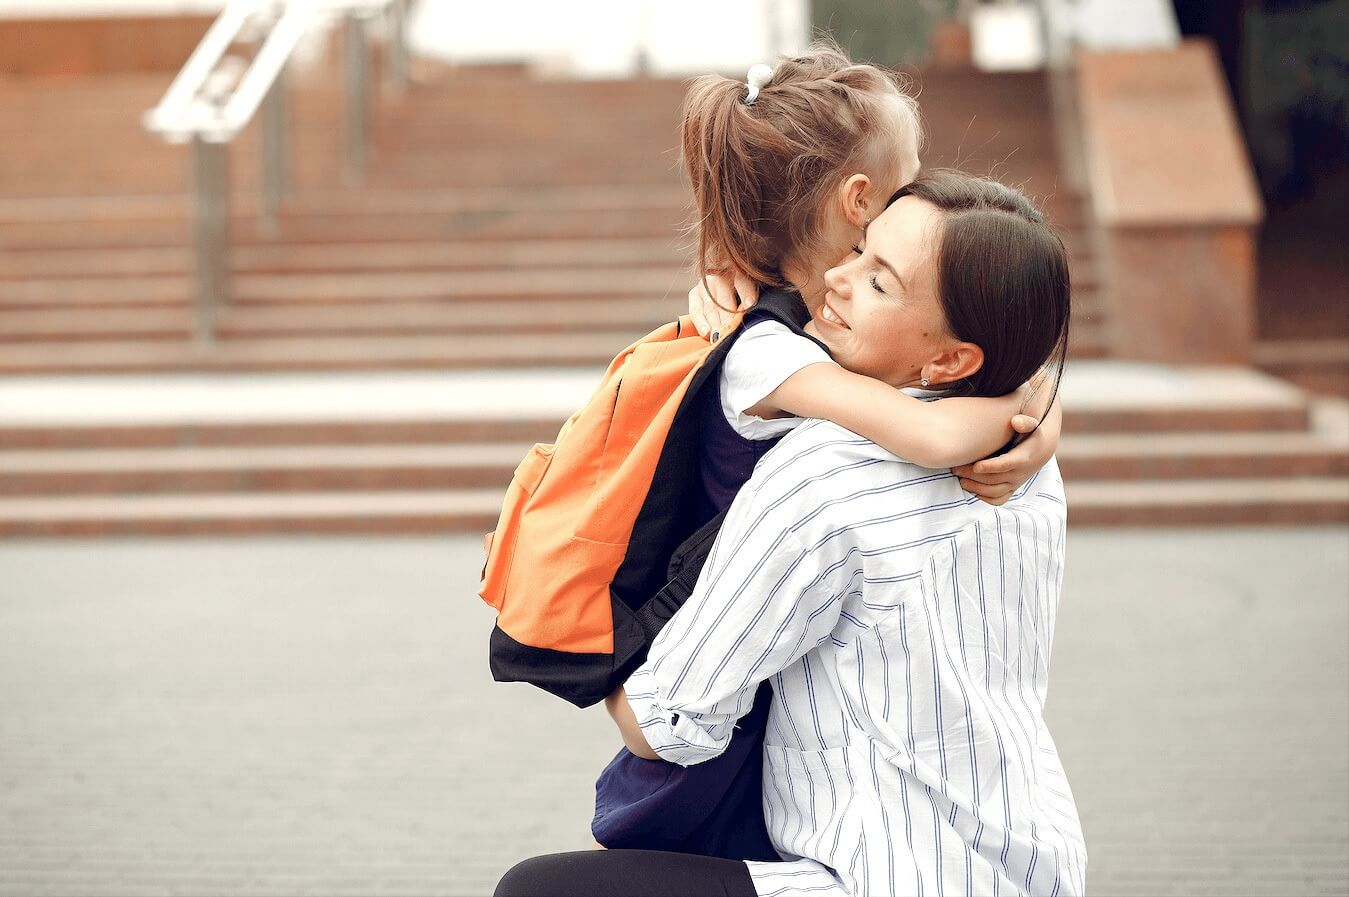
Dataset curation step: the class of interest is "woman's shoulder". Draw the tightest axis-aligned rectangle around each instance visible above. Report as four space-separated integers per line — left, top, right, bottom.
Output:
755 420 931 487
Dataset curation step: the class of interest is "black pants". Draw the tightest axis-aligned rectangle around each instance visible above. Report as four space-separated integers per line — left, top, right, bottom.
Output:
495 849 757 897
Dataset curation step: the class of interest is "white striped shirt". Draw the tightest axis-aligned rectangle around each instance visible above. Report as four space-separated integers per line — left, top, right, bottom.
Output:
626 420 1086 897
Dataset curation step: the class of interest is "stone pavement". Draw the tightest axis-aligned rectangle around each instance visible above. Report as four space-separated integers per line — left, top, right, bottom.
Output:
0 528 1345 897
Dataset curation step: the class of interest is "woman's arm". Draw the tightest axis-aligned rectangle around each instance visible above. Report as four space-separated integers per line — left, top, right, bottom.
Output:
619 484 850 767
758 362 1024 470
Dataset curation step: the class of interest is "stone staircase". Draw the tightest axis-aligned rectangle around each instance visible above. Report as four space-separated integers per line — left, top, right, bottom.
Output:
0 65 1104 374
0 364 1344 535
0 65 693 375
0 62 1344 532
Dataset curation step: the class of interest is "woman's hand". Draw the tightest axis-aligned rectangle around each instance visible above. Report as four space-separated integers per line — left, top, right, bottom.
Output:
954 398 1063 505
687 271 758 341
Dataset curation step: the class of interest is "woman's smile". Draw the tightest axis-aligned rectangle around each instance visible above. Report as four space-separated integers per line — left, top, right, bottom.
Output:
818 300 848 329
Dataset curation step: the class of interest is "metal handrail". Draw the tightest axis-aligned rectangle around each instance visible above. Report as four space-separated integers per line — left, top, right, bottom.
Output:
141 0 260 141
144 0 413 344
215 1 316 141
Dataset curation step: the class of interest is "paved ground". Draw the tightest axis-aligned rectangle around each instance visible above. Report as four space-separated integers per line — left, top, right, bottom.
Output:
0 528 1345 897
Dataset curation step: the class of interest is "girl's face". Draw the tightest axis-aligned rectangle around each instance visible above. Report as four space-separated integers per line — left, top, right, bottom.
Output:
804 197 958 389
863 93 923 207
792 99 922 308
886 107 923 197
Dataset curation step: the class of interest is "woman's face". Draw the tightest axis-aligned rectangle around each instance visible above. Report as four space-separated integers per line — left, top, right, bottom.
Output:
804 197 957 388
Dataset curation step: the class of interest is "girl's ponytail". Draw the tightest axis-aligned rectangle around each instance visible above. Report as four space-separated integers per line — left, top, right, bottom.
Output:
681 75 780 289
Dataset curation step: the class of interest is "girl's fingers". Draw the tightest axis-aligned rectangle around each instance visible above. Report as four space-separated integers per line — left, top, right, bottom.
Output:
691 272 756 340
956 455 1016 479
733 272 760 310
687 284 713 337
707 273 740 314
958 477 1015 503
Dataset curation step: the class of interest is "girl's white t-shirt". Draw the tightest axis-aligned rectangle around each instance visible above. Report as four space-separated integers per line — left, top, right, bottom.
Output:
719 321 833 440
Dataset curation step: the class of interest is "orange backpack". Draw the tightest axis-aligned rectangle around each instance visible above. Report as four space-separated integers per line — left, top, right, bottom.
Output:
479 290 813 707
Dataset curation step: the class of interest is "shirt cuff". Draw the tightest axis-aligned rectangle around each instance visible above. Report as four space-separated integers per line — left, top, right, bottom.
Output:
624 664 730 767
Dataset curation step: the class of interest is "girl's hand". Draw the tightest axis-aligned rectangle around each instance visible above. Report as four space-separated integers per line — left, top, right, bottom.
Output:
954 399 1063 505
687 271 758 341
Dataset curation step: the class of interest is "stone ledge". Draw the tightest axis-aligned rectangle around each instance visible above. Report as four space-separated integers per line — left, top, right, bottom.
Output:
1076 39 1263 228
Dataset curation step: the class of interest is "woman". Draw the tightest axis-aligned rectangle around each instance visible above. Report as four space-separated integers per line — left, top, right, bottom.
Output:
587 48 1063 863
498 174 1086 896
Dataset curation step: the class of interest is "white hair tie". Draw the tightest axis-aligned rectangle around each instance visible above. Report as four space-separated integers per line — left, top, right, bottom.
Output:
743 63 773 105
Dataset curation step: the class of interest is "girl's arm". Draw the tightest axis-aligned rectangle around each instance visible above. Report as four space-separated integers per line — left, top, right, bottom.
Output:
954 396 1062 505
604 687 660 760
755 362 1024 470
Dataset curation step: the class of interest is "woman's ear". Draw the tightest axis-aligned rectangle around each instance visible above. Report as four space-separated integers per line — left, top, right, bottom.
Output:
923 342 985 387
838 174 874 228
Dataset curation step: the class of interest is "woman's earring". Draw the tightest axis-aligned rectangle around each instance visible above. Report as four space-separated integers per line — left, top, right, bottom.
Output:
921 377 930 387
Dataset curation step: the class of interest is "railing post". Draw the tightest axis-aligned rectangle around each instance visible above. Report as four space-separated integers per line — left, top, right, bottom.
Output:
344 12 370 183
385 0 410 94
191 135 230 346
260 63 289 237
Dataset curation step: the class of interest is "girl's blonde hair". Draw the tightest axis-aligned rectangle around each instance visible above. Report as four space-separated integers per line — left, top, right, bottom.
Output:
681 41 922 288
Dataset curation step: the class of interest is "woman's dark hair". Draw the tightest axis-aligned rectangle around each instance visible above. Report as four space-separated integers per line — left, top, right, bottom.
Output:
889 171 1071 421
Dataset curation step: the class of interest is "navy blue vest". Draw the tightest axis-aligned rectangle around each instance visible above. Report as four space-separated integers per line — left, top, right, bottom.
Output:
698 315 798 520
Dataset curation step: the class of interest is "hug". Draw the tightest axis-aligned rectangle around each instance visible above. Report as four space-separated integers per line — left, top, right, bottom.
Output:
489 43 1084 897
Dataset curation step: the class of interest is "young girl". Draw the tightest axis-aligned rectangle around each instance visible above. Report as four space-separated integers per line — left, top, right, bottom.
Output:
589 44 1062 860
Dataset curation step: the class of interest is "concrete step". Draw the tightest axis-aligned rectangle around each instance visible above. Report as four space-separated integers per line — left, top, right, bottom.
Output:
0 332 653 373
0 236 1094 279
0 324 1110 370
1067 477 1349 525
0 238 690 280
0 489 505 536
0 364 1318 442
0 267 689 308
3 153 681 196
0 442 534 495
0 209 686 252
0 184 689 222
0 307 194 341
6 401 1316 452
0 303 1113 350
0 418 560 450
1057 425 1349 480
3 421 1345 497
1 475 1342 535
0 298 683 342
1254 338 1349 399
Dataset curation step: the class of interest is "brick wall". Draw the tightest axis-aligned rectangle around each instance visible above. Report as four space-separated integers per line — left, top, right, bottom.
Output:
0 15 212 75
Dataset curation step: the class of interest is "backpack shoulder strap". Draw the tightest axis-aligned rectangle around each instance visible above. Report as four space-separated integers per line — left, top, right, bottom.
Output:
743 289 830 355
